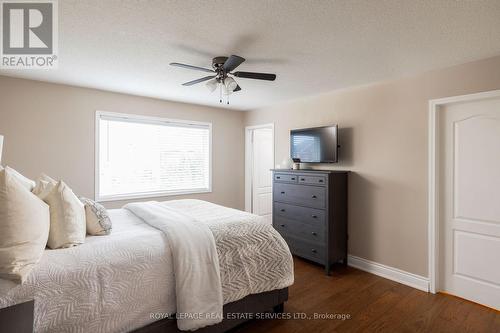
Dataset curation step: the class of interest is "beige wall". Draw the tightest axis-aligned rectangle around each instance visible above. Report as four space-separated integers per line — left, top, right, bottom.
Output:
2 55 500 277
0 76 245 209
244 55 500 277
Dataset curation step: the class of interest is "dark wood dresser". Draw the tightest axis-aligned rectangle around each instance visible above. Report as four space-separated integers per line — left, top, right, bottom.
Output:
272 169 348 275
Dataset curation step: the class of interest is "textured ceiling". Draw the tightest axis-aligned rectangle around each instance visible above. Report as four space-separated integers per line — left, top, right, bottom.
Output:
2 0 500 110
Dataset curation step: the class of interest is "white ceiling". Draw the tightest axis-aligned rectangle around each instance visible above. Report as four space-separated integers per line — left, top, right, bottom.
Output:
2 0 500 110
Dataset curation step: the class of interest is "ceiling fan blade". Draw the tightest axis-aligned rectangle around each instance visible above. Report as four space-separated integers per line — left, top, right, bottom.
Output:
182 75 217 86
233 71 276 81
233 84 241 92
223 55 245 72
170 62 214 73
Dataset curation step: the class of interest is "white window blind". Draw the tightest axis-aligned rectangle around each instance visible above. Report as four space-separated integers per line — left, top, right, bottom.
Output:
96 112 211 201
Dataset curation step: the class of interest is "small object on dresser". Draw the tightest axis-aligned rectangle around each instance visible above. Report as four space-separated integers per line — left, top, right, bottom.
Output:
279 157 293 169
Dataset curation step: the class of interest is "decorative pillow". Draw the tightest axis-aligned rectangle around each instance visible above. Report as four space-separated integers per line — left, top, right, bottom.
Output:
80 197 112 236
1 166 36 191
32 173 57 198
35 180 86 249
0 167 50 282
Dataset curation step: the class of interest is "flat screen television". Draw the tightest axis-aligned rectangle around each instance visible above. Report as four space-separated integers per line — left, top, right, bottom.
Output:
290 125 338 163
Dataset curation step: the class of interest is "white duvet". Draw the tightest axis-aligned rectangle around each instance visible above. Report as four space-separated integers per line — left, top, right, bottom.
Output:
123 201 223 331
0 199 294 333
0 208 174 332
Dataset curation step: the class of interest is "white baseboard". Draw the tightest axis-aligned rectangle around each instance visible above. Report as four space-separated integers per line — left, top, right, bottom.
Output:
347 255 429 292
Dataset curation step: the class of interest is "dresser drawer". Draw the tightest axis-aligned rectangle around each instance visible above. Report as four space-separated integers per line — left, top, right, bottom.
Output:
284 236 325 263
274 173 298 183
274 216 325 243
273 183 326 209
298 175 326 186
274 202 326 226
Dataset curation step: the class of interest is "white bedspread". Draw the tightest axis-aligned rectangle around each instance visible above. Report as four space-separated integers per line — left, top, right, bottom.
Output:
0 199 294 333
123 201 223 331
0 209 176 333
125 200 294 331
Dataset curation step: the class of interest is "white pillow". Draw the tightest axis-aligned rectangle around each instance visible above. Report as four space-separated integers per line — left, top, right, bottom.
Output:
32 173 57 198
0 167 50 282
80 197 112 236
34 178 86 249
1 166 36 191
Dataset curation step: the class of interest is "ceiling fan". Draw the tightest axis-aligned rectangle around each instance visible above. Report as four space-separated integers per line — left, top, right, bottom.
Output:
170 55 276 104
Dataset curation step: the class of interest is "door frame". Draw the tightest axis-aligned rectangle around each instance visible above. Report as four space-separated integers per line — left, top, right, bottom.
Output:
244 123 275 213
428 89 500 294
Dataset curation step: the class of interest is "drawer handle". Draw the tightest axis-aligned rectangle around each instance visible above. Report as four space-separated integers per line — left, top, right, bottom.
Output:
319 179 324 183
312 215 318 219
276 176 281 179
311 249 317 254
291 177 296 180
280 209 285 212
311 195 317 199
311 232 317 236
280 224 285 227
281 191 285 194
300 178 305 181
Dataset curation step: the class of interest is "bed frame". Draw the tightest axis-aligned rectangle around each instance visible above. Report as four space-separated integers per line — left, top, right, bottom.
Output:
0 288 287 333
133 288 288 333
0 300 34 333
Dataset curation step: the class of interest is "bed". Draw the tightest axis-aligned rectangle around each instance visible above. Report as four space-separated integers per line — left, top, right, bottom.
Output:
0 199 294 332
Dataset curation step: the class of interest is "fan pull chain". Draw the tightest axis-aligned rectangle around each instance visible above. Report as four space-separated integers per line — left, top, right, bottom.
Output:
219 83 222 103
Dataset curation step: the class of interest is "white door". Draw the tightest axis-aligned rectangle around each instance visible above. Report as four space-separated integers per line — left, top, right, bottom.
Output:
439 97 500 310
248 126 274 224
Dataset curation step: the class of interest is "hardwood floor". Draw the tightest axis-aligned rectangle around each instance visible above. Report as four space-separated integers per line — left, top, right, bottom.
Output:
235 257 499 333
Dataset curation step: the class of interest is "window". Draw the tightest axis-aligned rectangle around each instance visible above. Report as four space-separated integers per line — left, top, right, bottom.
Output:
95 111 211 201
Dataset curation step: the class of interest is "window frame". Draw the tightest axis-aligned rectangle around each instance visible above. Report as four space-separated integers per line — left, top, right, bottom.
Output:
94 111 212 202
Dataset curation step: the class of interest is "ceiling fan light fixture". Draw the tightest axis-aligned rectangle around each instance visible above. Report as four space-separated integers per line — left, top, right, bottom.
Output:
224 77 238 95
170 55 277 101
206 79 218 92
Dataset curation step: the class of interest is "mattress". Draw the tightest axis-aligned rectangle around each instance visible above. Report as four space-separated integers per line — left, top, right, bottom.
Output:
0 209 176 333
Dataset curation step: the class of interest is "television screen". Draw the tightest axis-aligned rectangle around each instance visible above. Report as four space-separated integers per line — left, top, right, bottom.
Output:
290 125 338 163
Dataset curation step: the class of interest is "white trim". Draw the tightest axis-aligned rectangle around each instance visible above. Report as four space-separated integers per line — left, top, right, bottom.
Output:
96 188 212 203
94 111 213 202
348 255 429 292
0 134 3 165
244 123 275 213
244 130 252 212
95 112 100 201
95 110 212 127
428 99 439 293
428 89 500 294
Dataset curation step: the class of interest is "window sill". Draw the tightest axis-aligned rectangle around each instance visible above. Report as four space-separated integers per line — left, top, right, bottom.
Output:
96 188 212 203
